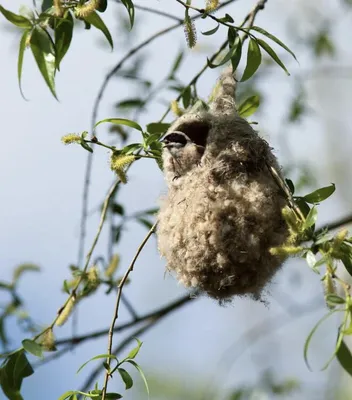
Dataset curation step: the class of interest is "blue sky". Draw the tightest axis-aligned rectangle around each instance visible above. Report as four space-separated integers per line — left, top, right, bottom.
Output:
1 0 352 399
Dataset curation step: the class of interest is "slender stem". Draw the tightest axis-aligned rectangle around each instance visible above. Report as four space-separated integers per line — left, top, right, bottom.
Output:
101 222 157 399
120 1 183 22
159 0 267 122
54 293 193 346
175 0 256 35
316 214 352 235
159 40 229 122
34 179 120 341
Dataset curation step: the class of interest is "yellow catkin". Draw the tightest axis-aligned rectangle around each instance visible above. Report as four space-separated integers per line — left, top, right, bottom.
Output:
323 273 336 309
40 328 56 351
87 266 99 284
53 0 64 16
171 100 184 117
56 296 75 327
75 0 99 18
105 254 120 278
205 0 219 11
332 228 348 251
270 245 304 257
110 154 135 183
184 14 197 49
61 134 81 145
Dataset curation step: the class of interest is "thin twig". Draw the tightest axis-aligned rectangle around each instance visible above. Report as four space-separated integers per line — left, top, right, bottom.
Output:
54 293 193 346
159 0 266 122
118 1 183 22
33 179 120 341
159 39 229 122
81 322 156 394
202 293 323 400
32 294 194 372
101 222 157 399
316 214 352 235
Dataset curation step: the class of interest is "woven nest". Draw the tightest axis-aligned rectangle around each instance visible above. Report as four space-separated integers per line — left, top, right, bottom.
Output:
157 69 289 301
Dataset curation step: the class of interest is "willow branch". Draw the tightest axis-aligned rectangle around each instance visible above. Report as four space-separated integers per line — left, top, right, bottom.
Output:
81 322 155 394
316 214 352 235
118 1 182 22
55 293 193 347
100 223 157 399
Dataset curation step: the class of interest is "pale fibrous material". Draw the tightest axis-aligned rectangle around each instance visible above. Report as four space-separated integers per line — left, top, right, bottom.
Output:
157 68 289 301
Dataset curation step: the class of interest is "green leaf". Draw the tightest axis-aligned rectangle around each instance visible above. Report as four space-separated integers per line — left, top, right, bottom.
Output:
42 0 53 12
285 179 295 194
105 394 123 400
13 264 40 284
97 0 108 12
77 354 117 374
218 13 234 23
325 294 346 307
0 351 34 399
18 30 30 100
55 11 74 69
303 184 336 204
207 38 241 69
336 340 352 377
126 360 149 396
168 51 184 78
182 86 191 109
303 206 317 230
0 5 32 29
304 310 337 370
19 5 35 21
144 133 162 148
146 123 170 135
116 98 145 109
294 197 311 218
58 391 75 400
202 24 219 36
305 250 318 272
30 27 57 99
126 338 142 360
120 0 135 28
118 368 133 389
120 143 142 155
256 38 290 75
84 11 113 49
80 139 93 153
340 243 352 276
230 36 242 72
22 339 43 358
313 31 335 58
250 26 298 62
95 118 143 132
137 218 153 230
0 367 24 400
238 95 260 118
241 38 262 82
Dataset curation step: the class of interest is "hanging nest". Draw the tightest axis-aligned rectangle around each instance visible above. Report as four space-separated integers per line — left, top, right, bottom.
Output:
157 68 289 302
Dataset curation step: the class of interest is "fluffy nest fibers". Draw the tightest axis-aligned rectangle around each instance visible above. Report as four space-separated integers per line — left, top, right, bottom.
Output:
157 68 289 302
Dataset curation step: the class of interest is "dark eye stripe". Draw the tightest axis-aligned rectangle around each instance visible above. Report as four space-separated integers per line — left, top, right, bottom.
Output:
163 133 188 145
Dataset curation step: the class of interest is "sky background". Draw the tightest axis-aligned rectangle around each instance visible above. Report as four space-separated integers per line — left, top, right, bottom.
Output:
1 0 352 399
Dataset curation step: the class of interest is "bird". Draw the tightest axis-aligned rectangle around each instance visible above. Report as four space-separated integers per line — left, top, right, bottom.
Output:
161 131 205 183
157 68 289 303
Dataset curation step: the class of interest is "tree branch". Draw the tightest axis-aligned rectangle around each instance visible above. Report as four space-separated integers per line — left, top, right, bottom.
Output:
316 213 352 235
55 293 194 347
101 223 157 399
